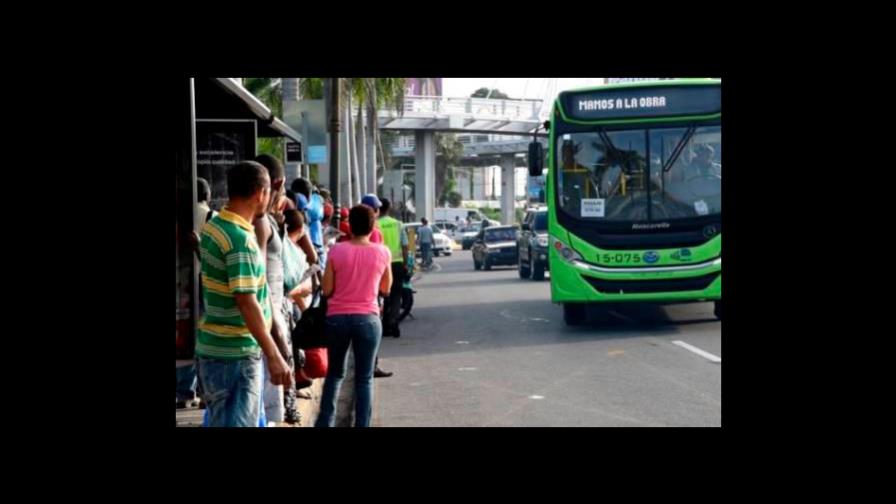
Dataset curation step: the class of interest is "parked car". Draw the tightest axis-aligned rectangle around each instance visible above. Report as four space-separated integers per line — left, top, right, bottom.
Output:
457 224 481 250
403 222 453 256
472 225 519 271
518 207 549 280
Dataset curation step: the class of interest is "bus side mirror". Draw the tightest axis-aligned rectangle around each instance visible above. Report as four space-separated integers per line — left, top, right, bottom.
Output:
529 141 543 177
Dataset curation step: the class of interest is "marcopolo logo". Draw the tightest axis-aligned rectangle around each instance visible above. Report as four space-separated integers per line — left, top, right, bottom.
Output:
671 248 693 261
643 251 660 264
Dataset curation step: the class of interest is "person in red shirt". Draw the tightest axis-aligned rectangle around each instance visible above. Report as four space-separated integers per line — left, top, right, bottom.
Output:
337 207 352 242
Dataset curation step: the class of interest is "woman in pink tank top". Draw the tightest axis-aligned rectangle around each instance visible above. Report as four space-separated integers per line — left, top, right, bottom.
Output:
315 205 392 427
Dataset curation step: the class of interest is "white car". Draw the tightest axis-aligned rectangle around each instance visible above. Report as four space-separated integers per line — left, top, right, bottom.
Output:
433 221 459 239
403 222 454 256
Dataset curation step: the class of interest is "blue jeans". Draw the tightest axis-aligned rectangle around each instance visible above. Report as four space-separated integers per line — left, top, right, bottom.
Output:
315 314 382 427
176 363 197 402
198 355 263 427
315 245 327 272
421 243 432 266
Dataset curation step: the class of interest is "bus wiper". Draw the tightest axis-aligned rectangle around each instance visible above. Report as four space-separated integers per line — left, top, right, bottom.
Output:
596 127 621 167
596 127 624 197
662 123 697 173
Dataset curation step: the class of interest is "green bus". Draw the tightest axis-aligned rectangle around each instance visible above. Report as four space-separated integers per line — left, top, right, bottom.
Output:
528 79 721 325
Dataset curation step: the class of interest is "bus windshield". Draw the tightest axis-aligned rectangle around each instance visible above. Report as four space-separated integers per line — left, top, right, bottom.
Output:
556 125 720 222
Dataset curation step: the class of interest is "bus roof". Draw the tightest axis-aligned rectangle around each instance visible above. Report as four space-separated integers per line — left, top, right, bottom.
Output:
560 78 720 96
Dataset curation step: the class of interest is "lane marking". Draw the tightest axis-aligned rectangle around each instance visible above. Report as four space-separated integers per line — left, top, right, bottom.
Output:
456 341 470 345
672 340 721 363
500 309 551 324
458 367 477 371
528 395 545 400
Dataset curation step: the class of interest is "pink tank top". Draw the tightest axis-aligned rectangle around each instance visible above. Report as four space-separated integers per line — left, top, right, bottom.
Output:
326 241 392 316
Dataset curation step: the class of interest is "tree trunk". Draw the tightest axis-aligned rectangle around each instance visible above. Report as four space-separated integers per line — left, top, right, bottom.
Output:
343 96 353 207
348 111 361 205
349 102 361 204
356 105 367 196
376 127 387 193
366 85 378 195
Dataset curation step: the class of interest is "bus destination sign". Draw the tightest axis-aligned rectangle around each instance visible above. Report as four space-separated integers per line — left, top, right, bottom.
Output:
563 84 720 121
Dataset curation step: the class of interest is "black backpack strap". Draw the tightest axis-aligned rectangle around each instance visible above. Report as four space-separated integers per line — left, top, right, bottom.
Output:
205 209 214 222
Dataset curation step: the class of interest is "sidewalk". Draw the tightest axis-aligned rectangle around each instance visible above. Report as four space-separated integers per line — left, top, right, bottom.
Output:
175 354 380 427
175 378 325 427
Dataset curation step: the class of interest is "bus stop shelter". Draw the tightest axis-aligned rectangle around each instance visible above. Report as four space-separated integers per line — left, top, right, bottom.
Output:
176 78 302 363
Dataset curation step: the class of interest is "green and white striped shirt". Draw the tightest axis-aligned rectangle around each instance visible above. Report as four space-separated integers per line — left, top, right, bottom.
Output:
196 208 271 360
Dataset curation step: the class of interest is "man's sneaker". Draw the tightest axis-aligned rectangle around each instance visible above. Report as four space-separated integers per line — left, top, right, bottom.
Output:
284 407 302 426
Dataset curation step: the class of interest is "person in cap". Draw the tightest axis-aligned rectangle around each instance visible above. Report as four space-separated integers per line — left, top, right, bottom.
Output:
376 197 409 341
360 193 384 244
361 194 401 377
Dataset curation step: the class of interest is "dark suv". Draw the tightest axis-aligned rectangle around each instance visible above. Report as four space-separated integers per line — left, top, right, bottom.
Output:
472 226 519 271
518 208 549 280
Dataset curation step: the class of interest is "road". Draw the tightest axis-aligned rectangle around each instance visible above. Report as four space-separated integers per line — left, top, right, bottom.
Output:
374 249 721 427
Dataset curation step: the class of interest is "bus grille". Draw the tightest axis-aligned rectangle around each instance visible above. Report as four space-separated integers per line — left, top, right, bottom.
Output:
582 272 720 294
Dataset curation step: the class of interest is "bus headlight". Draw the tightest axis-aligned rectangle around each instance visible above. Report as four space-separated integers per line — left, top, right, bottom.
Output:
551 236 583 263
536 236 548 247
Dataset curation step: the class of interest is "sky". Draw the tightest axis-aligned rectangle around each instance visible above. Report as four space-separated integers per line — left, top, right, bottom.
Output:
442 78 606 101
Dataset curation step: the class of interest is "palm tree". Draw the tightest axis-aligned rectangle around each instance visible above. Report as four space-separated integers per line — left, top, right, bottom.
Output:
370 78 406 196
286 78 407 205
347 78 407 204
298 78 324 100
244 78 283 159
435 133 464 206
342 78 363 204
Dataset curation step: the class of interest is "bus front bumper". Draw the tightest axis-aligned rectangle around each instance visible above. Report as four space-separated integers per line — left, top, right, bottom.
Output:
550 255 721 304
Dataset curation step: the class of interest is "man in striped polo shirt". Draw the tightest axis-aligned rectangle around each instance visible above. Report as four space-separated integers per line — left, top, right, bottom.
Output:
197 161 293 427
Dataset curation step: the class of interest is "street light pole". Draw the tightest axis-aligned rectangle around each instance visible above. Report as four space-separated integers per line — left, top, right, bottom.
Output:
402 185 409 223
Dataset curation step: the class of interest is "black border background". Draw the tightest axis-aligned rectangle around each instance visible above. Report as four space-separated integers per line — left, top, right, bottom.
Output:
66 25 832 473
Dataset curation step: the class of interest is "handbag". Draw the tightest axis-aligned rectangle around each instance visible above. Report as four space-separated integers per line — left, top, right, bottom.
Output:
291 285 328 350
303 347 328 378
